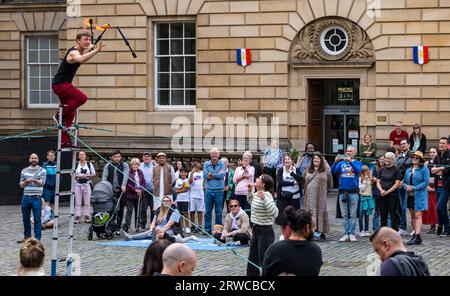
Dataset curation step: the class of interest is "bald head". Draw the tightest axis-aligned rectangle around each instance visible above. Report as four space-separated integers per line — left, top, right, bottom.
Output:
370 227 406 261
161 243 196 276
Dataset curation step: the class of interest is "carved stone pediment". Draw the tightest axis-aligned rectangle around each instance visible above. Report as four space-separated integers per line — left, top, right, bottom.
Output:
290 17 375 66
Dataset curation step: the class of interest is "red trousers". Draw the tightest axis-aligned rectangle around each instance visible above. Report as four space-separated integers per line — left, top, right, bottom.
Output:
52 82 88 143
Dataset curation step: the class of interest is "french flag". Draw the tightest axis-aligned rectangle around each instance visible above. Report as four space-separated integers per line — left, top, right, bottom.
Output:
236 48 251 67
413 46 428 65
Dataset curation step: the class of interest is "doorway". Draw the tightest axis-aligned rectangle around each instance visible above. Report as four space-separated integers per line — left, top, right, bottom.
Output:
308 79 360 165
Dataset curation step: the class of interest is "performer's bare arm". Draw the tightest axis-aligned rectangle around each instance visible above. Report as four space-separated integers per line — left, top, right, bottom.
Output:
67 42 106 64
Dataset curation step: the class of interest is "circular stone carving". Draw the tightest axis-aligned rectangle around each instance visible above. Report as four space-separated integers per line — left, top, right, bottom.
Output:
320 26 348 55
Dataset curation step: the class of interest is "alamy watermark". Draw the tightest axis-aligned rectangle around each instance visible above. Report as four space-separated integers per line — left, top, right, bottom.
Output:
67 0 81 18
367 0 381 18
170 109 280 153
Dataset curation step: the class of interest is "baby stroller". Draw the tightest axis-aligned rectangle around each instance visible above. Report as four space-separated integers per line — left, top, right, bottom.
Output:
87 181 123 240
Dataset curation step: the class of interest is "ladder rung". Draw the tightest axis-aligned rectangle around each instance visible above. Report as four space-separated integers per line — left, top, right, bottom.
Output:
60 234 74 239
58 169 75 174
54 213 73 218
56 191 74 196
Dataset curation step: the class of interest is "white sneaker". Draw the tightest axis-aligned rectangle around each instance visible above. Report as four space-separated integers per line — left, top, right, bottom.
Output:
279 234 285 241
185 227 191 234
410 230 416 236
398 229 408 236
359 231 365 237
349 234 358 242
364 231 371 237
190 235 199 242
339 234 349 242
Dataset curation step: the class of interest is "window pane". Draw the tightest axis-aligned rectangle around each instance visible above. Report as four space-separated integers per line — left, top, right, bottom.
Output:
29 51 38 63
40 37 50 49
41 78 51 91
41 91 51 104
51 93 58 104
184 23 195 38
28 37 38 49
158 57 169 72
29 65 39 77
157 40 169 55
50 50 59 63
51 36 58 48
171 23 183 38
185 90 196 105
51 65 58 75
171 57 183 72
157 23 169 39
158 90 170 105
41 65 50 77
171 73 184 88
30 78 39 90
185 57 195 72
40 51 49 63
170 39 183 55
158 73 169 89
29 91 40 104
185 73 196 89
184 39 195 55
171 90 184 105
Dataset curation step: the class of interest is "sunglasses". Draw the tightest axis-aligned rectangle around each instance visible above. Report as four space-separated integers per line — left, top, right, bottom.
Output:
230 205 239 208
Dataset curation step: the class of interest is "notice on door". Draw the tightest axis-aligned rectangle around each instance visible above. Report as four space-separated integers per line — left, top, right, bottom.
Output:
348 130 359 139
332 139 343 153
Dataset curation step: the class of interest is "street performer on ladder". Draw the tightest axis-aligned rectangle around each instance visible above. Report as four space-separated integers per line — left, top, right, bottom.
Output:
51 31 105 148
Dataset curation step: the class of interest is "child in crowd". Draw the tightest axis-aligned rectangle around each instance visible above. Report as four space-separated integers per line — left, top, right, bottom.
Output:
155 227 199 244
31 199 54 229
359 166 375 237
212 224 226 244
17 238 45 276
175 167 191 233
189 160 205 233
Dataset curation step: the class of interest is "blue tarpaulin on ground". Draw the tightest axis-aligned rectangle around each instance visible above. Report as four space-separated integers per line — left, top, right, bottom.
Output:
96 238 247 251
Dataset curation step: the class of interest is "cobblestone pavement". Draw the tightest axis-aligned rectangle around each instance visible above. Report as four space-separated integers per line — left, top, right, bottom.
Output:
1 193 449 276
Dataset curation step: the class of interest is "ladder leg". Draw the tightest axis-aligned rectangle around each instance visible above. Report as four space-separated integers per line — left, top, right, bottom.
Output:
51 105 64 276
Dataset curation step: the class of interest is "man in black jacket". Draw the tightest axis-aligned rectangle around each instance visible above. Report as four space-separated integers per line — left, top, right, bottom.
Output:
432 137 450 236
370 227 430 276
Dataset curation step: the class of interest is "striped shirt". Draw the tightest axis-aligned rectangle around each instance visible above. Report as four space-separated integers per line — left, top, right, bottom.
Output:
247 191 278 225
20 166 46 196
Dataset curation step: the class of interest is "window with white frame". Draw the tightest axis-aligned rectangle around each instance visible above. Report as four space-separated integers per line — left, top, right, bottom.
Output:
155 22 196 107
27 35 59 107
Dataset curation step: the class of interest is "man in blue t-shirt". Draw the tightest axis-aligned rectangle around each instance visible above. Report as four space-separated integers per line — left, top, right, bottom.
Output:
331 146 362 242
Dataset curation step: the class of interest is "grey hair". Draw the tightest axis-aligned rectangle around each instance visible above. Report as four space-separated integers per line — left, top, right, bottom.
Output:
384 152 396 161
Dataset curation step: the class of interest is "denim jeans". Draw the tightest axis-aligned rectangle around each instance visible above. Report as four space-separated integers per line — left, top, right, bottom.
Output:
204 190 224 232
436 187 449 232
339 192 359 235
398 187 407 230
359 210 369 232
247 224 274 276
21 195 42 240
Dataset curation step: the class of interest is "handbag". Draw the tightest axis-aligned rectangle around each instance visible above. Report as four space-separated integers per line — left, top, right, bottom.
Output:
280 191 294 200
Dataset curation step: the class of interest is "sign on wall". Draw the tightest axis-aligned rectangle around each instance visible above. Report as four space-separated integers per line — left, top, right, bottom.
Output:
413 46 429 65
337 87 353 101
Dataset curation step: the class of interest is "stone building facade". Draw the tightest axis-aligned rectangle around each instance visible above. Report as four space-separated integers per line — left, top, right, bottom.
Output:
0 0 449 158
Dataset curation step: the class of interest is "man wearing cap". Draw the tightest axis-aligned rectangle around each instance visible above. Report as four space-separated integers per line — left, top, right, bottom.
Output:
139 151 154 229
152 152 176 210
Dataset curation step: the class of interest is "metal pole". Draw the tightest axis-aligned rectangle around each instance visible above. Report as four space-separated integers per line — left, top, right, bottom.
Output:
51 105 64 276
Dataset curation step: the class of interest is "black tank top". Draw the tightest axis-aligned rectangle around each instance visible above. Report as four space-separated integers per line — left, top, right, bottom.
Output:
52 47 81 84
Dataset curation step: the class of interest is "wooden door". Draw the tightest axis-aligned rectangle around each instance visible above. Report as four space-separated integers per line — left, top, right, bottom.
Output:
308 80 323 151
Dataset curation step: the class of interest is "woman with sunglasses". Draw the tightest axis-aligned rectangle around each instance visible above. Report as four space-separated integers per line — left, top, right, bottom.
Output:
403 151 430 245
120 196 198 243
221 199 252 245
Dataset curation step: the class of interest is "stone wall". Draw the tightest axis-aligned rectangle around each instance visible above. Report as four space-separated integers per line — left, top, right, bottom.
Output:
0 0 449 154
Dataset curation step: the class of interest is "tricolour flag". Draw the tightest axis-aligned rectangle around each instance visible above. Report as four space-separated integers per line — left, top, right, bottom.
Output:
236 48 251 67
413 46 429 65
